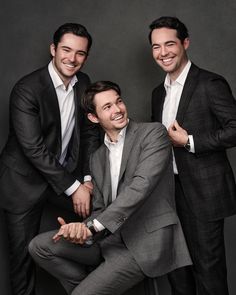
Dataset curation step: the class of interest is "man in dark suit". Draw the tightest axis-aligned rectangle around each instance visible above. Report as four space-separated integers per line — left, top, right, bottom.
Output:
149 16 236 295
29 81 192 295
0 23 100 295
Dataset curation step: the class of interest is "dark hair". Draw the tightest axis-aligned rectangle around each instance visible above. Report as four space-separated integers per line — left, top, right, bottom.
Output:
82 81 121 114
53 23 92 52
148 16 189 44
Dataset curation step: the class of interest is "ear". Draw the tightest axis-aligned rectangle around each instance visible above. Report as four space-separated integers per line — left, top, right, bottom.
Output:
183 38 190 50
50 43 56 57
87 113 99 124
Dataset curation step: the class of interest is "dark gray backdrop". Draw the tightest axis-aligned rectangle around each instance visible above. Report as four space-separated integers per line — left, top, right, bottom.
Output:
1 0 236 294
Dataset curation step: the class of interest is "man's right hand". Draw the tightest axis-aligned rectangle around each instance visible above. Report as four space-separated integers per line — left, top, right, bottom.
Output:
72 184 91 218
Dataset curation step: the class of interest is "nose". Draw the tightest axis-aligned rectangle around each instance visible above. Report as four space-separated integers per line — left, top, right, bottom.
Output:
113 103 121 112
69 52 76 62
160 46 168 57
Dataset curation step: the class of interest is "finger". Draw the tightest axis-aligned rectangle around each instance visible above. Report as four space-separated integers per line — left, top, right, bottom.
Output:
57 217 66 226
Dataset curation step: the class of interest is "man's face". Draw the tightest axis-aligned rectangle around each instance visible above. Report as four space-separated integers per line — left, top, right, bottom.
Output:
50 33 88 85
151 28 189 80
88 89 128 136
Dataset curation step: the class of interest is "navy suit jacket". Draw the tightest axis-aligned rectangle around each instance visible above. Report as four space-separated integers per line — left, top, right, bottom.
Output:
152 63 236 221
0 65 100 213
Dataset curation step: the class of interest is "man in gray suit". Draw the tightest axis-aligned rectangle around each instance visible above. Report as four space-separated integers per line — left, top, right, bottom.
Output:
29 81 191 295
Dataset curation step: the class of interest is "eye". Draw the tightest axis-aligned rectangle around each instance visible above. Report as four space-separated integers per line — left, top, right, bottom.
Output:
77 51 87 57
152 45 160 50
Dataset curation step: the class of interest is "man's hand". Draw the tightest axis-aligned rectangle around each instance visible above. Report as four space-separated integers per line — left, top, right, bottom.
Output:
72 184 91 218
83 181 93 194
168 120 189 147
52 217 92 244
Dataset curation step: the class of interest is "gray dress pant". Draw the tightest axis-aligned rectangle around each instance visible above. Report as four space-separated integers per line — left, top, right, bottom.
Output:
29 230 145 295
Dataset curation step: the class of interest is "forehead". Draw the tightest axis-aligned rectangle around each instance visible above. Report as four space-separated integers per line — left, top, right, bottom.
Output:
94 89 119 107
151 27 179 43
58 33 88 49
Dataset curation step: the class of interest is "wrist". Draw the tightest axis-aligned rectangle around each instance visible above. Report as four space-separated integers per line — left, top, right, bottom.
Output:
86 220 98 236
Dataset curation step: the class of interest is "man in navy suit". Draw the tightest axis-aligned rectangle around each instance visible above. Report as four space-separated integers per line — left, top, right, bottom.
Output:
149 16 236 295
0 23 100 295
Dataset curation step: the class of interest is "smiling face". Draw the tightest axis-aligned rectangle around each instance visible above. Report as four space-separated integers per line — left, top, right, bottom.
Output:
88 89 128 141
50 33 88 86
151 27 189 81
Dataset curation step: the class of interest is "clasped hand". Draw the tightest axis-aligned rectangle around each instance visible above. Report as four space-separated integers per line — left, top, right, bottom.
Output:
53 217 92 244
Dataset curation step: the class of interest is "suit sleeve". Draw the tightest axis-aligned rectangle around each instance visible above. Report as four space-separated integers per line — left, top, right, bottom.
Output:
10 81 76 195
194 76 236 153
93 124 172 233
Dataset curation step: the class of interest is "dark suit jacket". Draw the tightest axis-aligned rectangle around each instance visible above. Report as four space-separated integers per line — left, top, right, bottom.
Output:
87 121 191 277
0 65 100 213
152 63 236 221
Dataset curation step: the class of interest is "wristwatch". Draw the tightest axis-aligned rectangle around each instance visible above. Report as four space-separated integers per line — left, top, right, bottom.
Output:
86 220 97 235
184 137 191 152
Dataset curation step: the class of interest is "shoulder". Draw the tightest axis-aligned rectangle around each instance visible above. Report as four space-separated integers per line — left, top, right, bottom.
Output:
76 71 90 85
191 63 227 84
13 66 50 93
130 121 168 142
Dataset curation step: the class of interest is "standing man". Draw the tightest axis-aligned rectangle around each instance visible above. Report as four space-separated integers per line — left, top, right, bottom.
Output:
149 16 236 295
29 81 192 295
0 23 100 295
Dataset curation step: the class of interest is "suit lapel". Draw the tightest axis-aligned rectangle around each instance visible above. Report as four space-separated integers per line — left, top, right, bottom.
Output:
176 64 200 124
41 68 62 157
118 121 138 183
98 145 112 206
155 86 166 123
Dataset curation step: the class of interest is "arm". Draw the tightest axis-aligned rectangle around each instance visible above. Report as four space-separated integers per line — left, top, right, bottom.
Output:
193 77 236 153
94 124 172 233
10 81 76 194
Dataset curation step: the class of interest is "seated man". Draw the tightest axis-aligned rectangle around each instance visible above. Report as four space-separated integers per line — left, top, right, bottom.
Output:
29 81 192 295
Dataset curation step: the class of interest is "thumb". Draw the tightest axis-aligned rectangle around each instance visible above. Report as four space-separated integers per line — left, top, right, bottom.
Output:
57 217 66 226
174 120 181 129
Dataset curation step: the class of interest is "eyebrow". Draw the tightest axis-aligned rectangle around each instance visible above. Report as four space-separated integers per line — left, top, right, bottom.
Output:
152 40 177 48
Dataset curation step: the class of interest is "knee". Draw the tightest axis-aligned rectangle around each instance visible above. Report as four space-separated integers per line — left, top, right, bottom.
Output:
28 231 55 261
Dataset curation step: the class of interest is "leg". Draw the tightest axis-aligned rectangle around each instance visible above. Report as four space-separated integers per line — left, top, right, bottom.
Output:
168 176 229 295
3 197 45 295
72 233 145 295
29 230 103 294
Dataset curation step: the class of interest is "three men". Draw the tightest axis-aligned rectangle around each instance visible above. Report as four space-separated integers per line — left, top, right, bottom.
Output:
0 23 100 295
29 81 191 295
149 16 236 294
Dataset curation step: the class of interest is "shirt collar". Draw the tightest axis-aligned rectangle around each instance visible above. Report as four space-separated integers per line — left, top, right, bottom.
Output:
104 123 128 148
164 60 191 88
48 61 78 90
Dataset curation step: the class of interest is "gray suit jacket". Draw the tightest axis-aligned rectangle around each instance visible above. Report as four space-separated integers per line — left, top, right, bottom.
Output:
88 121 191 277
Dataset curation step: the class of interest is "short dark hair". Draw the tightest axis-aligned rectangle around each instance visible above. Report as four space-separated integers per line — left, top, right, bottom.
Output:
53 23 92 52
82 81 121 114
148 16 189 44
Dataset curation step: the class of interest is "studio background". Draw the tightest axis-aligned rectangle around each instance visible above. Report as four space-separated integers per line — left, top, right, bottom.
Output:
1 0 236 294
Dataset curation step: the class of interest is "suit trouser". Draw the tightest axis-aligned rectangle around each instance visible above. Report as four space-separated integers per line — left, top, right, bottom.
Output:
168 176 228 295
29 230 146 295
3 196 46 295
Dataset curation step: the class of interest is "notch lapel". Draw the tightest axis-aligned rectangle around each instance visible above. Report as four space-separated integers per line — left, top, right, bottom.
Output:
176 64 200 125
118 121 138 183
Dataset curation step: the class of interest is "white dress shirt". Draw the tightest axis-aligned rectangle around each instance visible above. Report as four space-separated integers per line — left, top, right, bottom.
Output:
162 60 194 174
48 62 80 195
93 125 127 231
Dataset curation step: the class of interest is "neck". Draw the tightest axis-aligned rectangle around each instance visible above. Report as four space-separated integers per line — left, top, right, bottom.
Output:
106 130 120 143
169 58 188 82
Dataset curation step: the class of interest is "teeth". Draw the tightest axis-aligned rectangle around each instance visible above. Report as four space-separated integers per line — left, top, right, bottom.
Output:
63 63 75 68
113 115 123 121
162 58 172 63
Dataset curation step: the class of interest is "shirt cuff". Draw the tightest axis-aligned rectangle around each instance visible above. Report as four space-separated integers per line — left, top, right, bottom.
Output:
189 135 195 153
93 219 105 232
84 175 92 182
64 180 81 196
